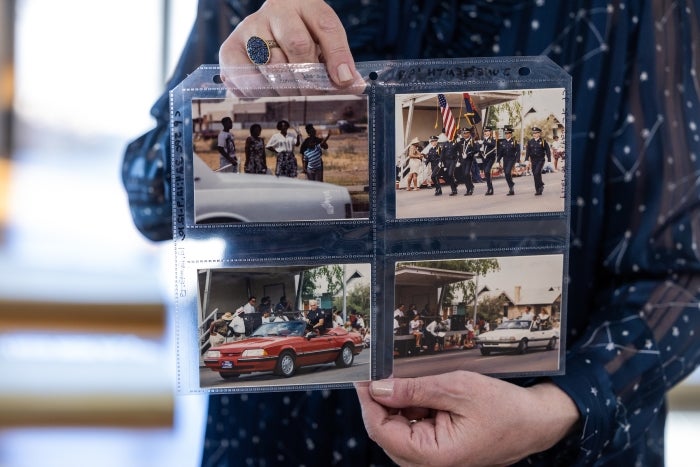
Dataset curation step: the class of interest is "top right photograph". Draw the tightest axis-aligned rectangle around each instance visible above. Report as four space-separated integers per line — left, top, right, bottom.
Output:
395 88 566 219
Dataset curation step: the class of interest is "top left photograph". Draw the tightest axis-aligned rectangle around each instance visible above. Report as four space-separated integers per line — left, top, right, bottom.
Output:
191 95 370 224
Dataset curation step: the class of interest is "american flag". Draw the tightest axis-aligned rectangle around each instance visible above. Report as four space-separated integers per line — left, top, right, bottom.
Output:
437 94 456 140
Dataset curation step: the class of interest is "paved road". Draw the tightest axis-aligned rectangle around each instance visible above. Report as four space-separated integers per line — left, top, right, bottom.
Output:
200 348 371 389
396 171 566 219
393 346 561 378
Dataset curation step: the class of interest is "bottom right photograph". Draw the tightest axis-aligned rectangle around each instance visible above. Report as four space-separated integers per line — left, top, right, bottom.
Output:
392 253 565 378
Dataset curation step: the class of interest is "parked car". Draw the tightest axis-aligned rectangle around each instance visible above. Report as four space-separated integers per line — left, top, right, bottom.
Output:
336 120 365 133
193 155 353 223
475 319 558 355
203 320 364 379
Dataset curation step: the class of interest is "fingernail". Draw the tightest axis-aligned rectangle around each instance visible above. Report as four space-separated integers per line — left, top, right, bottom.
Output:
370 379 394 397
337 63 353 83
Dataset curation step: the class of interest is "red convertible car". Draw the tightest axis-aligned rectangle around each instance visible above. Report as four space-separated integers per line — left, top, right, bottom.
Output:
203 320 364 379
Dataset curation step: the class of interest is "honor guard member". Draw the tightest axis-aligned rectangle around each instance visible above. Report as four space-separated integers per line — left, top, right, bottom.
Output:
454 127 480 195
423 135 444 195
480 126 497 195
437 133 459 195
496 126 520 196
525 126 552 195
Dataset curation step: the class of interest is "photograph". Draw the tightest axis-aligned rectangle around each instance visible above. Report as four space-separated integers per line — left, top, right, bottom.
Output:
395 89 567 219
392 254 564 378
197 263 372 389
190 95 369 224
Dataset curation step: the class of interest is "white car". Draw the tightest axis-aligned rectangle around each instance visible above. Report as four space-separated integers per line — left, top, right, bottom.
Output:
193 155 353 223
475 319 559 355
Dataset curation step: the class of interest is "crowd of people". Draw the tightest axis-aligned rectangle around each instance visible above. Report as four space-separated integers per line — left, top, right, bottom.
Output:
206 295 370 349
401 123 565 197
214 119 330 181
393 302 556 355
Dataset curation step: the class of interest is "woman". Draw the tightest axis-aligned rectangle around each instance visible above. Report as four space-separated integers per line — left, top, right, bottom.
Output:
265 120 300 177
405 137 423 190
244 123 267 174
123 1 700 465
408 313 423 349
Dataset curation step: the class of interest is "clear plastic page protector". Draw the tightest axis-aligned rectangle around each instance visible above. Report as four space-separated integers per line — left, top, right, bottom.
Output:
171 57 571 394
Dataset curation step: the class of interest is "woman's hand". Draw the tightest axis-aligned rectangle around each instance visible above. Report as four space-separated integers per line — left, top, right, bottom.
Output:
218 0 363 95
355 371 579 467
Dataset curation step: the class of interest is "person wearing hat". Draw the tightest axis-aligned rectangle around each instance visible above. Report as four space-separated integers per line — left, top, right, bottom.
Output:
481 126 498 195
405 137 424 191
437 133 459 195
422 135 444 195
496 126 520 195
453 126 479 195
208 311 234 348
525 126 552 195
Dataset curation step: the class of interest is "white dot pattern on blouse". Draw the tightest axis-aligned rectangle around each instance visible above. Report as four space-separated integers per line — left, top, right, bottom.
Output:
123 1 700 465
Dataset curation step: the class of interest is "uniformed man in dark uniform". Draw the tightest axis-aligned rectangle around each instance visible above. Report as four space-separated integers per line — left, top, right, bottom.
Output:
423 135 443 195
438 133 458 195
496 126 520 196
454 127 480 195
307 299 327 335
480 126 497 195
524 126 552 195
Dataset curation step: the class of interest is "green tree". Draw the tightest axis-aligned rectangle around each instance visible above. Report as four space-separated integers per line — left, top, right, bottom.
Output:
401 259 500 309
476 294 508 327
485 106 501 131
493 99 522 138
306 265 344 297
299 270 317 301
334 282 371 315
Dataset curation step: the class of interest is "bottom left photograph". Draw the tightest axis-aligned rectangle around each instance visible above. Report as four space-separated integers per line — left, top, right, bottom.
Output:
196 264 372 389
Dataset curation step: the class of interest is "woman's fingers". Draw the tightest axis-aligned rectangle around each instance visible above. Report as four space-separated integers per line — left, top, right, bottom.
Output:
218 0 360 96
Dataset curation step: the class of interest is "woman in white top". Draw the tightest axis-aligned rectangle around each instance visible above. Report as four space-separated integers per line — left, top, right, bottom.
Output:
409 314 423 348
405 137 423 190
266 119 300 177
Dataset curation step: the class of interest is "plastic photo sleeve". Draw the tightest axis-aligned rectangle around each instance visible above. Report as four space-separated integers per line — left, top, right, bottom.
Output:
171 57 571 393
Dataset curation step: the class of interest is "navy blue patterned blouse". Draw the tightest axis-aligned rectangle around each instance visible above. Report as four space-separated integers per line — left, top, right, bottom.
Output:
122 1 700 465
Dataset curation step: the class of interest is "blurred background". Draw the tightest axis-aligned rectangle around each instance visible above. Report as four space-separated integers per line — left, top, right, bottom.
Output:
0 1 698 466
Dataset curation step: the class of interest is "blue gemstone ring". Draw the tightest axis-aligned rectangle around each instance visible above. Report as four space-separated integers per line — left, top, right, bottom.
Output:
246 36 280 65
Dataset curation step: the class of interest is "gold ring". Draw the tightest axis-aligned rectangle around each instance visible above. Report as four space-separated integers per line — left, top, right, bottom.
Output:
246 36 280 65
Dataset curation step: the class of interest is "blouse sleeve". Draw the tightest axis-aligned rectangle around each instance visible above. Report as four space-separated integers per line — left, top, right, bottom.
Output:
520 2 700 465
120 0 260 241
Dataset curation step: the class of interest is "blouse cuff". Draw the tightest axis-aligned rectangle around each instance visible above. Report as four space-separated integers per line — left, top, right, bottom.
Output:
544 356 618 465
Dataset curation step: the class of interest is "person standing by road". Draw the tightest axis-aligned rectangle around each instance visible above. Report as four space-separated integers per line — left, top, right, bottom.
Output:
217 117 237 172
405 137 423 191
300 123 329 181
266 120 300 177
243 123 267 174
